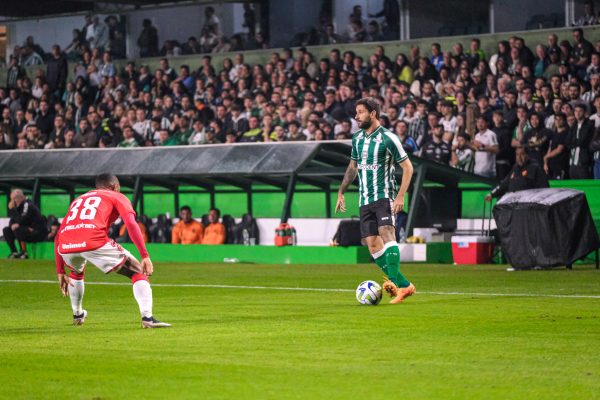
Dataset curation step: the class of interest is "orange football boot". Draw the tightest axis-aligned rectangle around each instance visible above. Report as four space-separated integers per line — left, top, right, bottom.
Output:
390 283 416 304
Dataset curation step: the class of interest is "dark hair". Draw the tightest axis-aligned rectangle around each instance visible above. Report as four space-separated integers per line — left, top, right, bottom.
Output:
355 97 381 118
210 208 221 218
95 173 119 189
180 205 192 213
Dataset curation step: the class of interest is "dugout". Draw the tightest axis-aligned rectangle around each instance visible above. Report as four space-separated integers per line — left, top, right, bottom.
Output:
0 141 496 235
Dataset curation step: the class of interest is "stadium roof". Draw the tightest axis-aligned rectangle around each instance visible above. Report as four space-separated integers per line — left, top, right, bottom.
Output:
0 142 495 233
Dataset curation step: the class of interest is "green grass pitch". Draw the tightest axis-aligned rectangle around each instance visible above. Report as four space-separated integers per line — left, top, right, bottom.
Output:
0 260 599 399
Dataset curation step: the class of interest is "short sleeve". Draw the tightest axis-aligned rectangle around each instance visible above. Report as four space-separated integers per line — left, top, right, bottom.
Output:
489 131 498 146
351 135 358 160
384 131 408 163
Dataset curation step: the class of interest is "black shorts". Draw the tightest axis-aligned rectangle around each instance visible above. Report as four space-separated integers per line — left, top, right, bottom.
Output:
359 198 395 238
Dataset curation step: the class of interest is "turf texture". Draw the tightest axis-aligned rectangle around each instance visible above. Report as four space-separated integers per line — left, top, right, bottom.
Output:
0 260 599 399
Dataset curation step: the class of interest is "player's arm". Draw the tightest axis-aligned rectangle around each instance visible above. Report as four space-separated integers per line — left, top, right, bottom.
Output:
114 194 153 275
393 157 413 214
336 160 358 213
122 212 152 275
53 224 71 297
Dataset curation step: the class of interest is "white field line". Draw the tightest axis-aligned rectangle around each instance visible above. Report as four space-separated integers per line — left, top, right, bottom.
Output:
1 279 600 299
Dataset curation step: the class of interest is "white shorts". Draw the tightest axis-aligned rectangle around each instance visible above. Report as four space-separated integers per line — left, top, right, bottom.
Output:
60 241 135 274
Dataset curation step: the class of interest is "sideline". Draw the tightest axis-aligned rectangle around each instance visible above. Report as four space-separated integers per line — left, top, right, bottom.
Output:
1 279 600 299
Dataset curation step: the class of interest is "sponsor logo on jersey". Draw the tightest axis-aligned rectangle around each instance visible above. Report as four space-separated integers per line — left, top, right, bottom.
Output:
62 241 87 250
60 223 97 234
358 164 380 171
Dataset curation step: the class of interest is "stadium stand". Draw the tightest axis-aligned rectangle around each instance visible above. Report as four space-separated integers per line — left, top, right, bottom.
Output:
1 24 600 182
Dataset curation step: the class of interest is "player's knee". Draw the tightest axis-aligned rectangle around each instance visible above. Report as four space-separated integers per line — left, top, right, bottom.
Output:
131 273 148 284
378 225 396 242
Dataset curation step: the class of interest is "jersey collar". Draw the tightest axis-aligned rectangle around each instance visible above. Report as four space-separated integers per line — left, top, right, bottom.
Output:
365 125 382 138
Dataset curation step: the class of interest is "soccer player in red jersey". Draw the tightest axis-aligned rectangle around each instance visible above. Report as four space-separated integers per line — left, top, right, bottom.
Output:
54 173 170 328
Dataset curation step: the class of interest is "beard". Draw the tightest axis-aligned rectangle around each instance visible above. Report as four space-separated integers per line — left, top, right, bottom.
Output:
358 117 372 130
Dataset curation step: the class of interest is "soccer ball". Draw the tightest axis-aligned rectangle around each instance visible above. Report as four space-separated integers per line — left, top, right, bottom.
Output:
356 280 382 305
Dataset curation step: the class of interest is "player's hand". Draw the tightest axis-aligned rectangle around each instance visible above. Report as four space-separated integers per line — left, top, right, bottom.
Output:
10 223 19 231
57 273 72 297
141 257 154 276
543 163 549 174
484 194 493 202
335 192 346 213
392 195 405 214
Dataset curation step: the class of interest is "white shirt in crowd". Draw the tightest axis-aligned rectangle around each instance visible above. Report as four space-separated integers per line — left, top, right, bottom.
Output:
473 129 498 177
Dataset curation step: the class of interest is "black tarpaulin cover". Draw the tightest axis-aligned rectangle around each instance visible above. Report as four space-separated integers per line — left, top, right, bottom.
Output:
493 188 600 268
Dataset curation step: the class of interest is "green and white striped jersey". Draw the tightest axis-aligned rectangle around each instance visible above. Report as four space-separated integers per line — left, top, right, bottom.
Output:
351 125 408 207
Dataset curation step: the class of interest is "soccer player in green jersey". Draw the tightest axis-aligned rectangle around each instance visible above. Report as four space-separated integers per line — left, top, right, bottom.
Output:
336 97 416 304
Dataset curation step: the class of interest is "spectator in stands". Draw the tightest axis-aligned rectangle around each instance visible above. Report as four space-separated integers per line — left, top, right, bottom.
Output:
239 115 262 142
46 45 68 101
574 0 597 26
451 133 474 172
544 112 570 179
171 205 204 244
568 103 594 178
89 16 110 52
571 28 594 78
73 119 97 148
472 116 499 177
369 0 400 40
287 120 307 141
0 128 10 150
6 57 25 89
117 125 139 148
99 51 116 78
21 45 43 67
591 128 600 178
203 6 222 38
3 189 47 259
394 120 418 154
522 112 550 166
137 19 159 58
421 124 450 164
201 208 226 245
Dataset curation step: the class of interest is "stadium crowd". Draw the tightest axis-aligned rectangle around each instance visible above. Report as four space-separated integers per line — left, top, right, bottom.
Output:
1 27 600 179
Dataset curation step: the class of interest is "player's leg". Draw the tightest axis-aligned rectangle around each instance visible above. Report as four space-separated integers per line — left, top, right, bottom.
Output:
69 268 87 325
361 202 389 276
376 199 415 304
115 256 171 328
59 252 88 325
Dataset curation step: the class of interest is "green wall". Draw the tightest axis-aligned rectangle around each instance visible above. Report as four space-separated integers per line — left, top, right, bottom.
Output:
1 188 361 219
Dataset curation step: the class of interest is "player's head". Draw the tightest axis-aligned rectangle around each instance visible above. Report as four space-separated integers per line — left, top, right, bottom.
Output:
208 208 220 224
180 205 192 223
95 173 120 193
355 97 380 130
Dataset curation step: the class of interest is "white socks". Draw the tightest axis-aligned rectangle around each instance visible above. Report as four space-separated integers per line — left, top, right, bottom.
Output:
68 279 85 315
133 280 153 319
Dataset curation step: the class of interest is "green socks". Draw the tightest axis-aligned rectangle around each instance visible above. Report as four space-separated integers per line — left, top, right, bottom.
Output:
372 241 411 288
